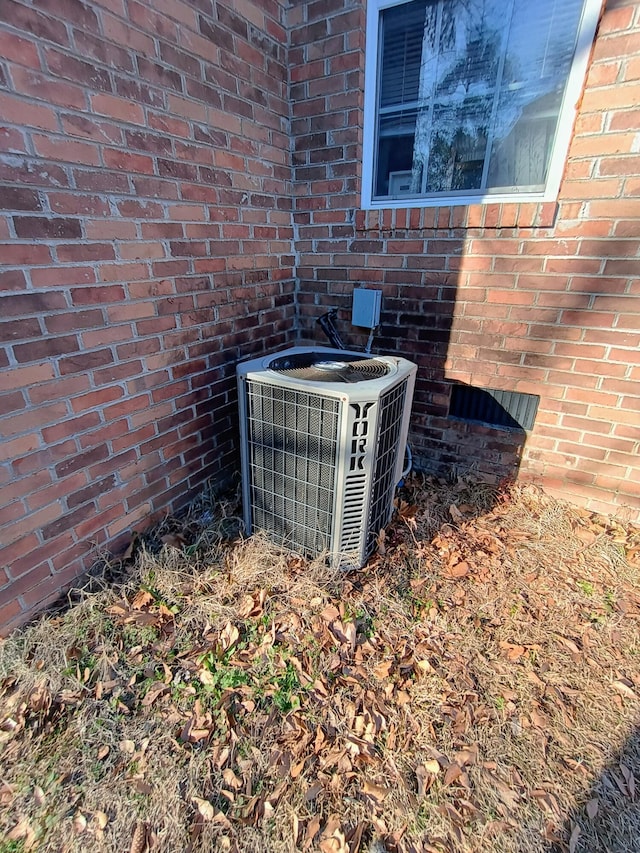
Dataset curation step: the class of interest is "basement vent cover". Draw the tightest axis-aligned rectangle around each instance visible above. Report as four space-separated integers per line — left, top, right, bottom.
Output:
449 385 540 431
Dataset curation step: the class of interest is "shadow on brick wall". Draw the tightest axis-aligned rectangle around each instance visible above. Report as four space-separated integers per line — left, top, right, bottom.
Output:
300 263 526 492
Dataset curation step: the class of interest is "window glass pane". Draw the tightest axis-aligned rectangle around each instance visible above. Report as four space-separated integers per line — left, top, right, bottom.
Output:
424 99 492 193
374 0 587 202
379 1 427 108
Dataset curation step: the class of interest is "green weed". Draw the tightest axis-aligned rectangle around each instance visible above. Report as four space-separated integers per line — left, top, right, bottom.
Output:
576 580 594 597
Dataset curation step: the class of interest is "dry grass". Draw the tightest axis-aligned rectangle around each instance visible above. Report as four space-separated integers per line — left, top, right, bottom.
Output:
1 475 640 853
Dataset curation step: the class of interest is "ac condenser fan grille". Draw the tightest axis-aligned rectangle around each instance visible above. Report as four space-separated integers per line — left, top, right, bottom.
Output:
268 351 390 383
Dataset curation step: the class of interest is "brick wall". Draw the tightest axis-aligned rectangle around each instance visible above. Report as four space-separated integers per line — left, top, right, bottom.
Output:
290 0 640 521
2 0 639 634
0 0 294 632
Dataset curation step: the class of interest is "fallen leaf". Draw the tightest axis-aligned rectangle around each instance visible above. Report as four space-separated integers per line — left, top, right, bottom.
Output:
620 763 636 801
0 783 14 807
320 830 348 853
446 560 469 579
373 660 393 679
6 818 37 850
500 641 526 662
141 682 169 707
485 772 519 811
449 503 464 522
304 815 322 848
321 605 340 623
95 811 109 830
160 533 184 549
222 768 243 791
73 812 87 834
346 821 366 853
416 765 432 799
305 781 323 801
212 811 234 831
443 763 463 786
220 622 240 651
613 680 636 699
193 796 215 821
569 823 580 853
132 589 154 610
362 779 389 803
454 744 479 767
586 798 599 819
28 684 52 714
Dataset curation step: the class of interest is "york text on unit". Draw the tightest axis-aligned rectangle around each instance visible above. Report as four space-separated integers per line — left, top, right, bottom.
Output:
349 402 375 471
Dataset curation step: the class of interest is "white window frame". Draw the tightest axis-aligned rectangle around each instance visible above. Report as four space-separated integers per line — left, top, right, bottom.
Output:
361 0 603 210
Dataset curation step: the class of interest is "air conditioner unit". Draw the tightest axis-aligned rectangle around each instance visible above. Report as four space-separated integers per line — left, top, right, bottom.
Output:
237 346 417 568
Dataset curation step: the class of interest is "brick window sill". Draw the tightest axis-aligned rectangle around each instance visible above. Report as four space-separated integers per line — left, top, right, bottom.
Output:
355 202 558 233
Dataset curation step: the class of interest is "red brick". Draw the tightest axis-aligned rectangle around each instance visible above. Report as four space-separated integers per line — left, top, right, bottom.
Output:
28 375 89 405
0 186 42 211
32 125 100 166
49 192 111 217
82 324 134 348
119 241 165 260
59 348 114 375
1 244 53 266
0 362 56 393
85 220 137 240
102 10 153 52
609 109 640 132
11 66 87 109
103 148 155 174
91 92 146 124
70 285 125 305
44 309 103 334
44 48 112 93
0 91 58 130
13 334 79 363
0 316 42 343
41 410 99 443
58 243 116 262
13 216 82 239
74 170 129 193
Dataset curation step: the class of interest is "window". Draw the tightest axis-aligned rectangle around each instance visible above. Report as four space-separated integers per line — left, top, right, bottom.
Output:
362 0 602 208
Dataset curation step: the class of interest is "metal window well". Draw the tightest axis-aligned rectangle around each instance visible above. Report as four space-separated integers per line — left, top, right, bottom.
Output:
237 347 417 569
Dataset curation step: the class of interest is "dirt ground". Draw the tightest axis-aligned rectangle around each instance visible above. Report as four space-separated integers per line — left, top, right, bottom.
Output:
1 474 639 853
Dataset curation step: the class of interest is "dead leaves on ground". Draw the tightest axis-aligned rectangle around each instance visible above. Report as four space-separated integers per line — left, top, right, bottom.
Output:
1 480 640 852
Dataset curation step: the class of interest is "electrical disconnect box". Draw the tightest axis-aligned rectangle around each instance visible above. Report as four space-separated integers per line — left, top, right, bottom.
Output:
352 288 381 329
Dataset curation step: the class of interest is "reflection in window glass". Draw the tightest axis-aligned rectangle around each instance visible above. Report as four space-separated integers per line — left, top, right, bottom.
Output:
374 0 587 202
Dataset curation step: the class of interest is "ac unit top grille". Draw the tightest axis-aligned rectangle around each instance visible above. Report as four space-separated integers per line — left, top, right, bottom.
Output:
268 351 390 383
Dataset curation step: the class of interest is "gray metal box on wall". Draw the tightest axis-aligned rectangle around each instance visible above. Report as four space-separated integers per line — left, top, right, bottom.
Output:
237 347 416 568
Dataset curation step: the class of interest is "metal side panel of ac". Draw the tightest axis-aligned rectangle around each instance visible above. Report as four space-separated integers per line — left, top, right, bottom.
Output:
364 376 411 558
337 373 415 565
330 395 380 567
